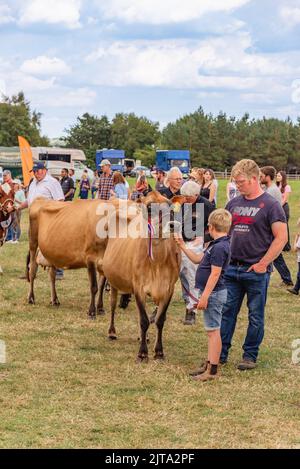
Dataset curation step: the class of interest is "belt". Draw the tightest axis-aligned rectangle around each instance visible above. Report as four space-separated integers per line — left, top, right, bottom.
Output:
230 259 252 267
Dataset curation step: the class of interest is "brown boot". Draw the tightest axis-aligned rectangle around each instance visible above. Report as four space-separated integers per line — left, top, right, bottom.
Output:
193 364 219 382
189 361 209 377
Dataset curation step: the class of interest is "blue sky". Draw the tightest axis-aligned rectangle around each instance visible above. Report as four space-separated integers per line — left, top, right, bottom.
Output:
1 0 300 137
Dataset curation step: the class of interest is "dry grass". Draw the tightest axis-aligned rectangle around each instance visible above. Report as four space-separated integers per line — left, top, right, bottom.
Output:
0 180 299 448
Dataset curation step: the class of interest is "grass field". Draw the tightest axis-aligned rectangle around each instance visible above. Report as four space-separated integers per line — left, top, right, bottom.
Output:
0 180 299 449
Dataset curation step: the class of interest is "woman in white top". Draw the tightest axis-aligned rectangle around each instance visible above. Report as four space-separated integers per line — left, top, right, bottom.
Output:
226 177 240 201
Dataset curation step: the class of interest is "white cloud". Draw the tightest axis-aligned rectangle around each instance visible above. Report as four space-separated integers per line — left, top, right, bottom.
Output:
44 87 97 107
96 0 250 25
20 56 71 76
85 37 300 90
279 5 300 28
0 4 14 24
19 0 82 29
7 73 56 93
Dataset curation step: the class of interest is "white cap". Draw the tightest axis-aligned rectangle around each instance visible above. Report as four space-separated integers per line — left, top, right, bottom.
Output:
100 159 111 167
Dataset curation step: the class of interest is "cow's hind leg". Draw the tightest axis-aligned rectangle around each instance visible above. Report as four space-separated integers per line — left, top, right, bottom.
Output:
96 275 106 316
108 285 118 340
154 294 172 360
135 293 150 362
49 267 60 306
87 262 98 320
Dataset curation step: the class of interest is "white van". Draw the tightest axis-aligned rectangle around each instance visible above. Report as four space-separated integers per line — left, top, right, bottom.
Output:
0 166 3 184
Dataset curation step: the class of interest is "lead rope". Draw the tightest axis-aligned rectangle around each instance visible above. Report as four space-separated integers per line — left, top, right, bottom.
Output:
147 220 155 261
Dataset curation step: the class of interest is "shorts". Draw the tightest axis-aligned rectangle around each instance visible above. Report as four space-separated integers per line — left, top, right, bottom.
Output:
198 288 227 331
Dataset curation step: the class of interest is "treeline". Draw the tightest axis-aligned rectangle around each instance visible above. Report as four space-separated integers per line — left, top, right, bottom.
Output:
161 107 300 171
1 93 300 171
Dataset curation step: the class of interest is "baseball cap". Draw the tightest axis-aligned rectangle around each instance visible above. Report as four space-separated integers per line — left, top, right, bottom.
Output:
12 179 22 185
99 159 111 167
31 161 47 172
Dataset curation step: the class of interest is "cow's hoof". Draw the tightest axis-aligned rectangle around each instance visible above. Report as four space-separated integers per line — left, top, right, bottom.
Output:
137 354 149 363
88 314 96 321
28 298 35 305
97 308 105 316
50 300 60 307
154 352 165 361
108 334 117 341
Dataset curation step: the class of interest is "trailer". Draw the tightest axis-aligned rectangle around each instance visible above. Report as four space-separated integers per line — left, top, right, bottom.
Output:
155 150 190 175
96 149 125 172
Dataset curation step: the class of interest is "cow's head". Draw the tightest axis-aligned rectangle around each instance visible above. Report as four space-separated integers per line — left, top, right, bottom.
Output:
139 191 184 237
0 183 15 246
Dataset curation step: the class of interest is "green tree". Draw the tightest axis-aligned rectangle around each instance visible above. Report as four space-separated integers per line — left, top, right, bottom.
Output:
0 91 49 146
111 113 160 157
64 113 111 168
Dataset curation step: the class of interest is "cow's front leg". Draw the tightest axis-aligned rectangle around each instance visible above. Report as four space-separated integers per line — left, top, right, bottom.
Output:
87 262 98 319
135 293 149 362
49 267 60 306
154 294 172 360
108 285 118 340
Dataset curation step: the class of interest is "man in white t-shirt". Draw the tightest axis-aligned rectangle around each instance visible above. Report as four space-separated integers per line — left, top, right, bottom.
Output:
18 161 65 279
19 162 65 208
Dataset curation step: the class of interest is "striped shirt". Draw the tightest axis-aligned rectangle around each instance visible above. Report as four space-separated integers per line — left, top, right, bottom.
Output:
97 172 114 200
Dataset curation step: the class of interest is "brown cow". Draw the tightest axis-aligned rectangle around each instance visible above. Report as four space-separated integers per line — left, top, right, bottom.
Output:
27 198 112 315
97 191 183 362
0 183 15 274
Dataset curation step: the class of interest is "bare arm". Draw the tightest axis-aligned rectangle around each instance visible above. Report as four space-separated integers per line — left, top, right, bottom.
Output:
197 266 222 309
247 221 288 273
226 183 230 202
209 183 216 203
174 235 204 264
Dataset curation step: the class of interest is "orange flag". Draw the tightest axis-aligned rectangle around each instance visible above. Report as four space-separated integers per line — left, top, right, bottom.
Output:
18 136 33 187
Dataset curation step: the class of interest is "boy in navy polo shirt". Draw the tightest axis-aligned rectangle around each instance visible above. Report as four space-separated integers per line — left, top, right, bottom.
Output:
175 209 232 381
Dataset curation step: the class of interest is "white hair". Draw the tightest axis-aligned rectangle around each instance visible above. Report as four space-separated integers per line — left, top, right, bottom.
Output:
167 167 183 179
180 180 201 197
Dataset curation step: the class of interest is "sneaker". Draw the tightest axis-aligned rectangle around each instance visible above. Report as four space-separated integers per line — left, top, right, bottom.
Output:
237 358 256 371
287 288 299 296
55 275 64 281
189 360 209 376
182 309 196 325
5 240 14 244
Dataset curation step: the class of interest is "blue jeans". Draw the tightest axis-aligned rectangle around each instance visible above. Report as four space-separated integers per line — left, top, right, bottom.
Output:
273 253 292 284
220 265 270 363
294 263 300 292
